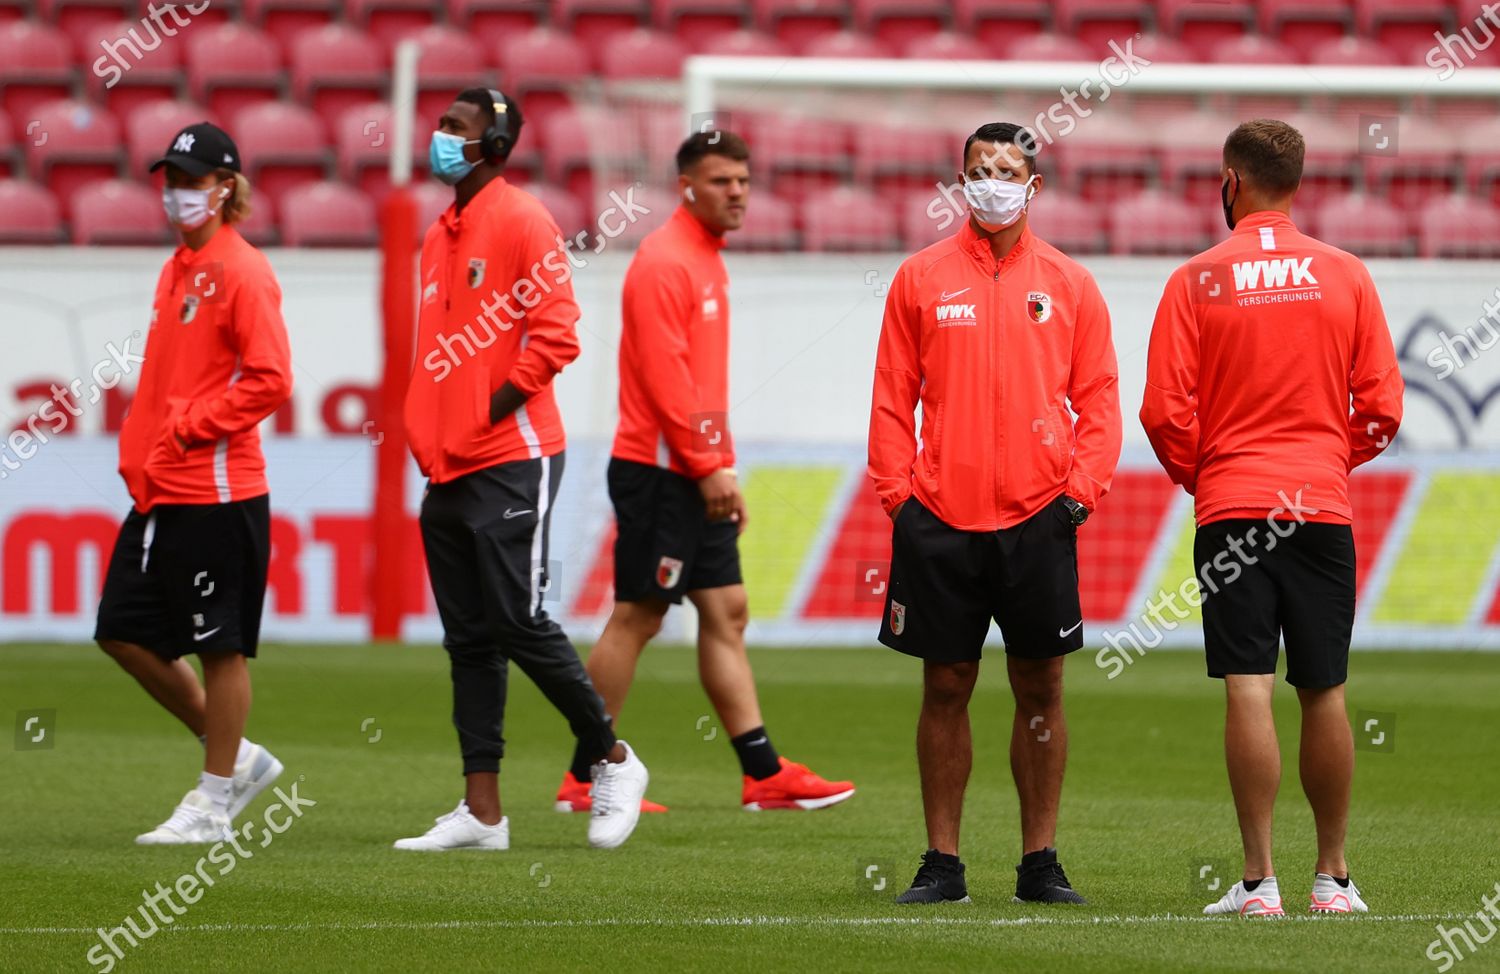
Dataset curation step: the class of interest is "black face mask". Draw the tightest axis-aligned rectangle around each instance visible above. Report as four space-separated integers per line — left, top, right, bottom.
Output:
1221 172 1238 231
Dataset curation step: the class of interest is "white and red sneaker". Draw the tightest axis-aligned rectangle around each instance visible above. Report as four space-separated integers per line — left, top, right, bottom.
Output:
1310 873 1368 913
1203 876 1285 916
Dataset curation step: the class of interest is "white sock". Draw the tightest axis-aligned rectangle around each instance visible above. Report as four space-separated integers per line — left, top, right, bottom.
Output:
198 772 233 815
237 737 254 764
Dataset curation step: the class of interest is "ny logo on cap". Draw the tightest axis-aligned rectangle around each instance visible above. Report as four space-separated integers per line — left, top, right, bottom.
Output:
173 132 195 153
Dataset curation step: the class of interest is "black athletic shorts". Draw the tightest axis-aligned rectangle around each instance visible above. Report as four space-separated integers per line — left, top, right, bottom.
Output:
879 493 1084 663
608 457 742 604
1194 518 1355 689
94 495 271 659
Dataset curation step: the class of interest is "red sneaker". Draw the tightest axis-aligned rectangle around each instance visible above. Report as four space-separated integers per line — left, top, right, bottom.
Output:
742 757 855 811
554 771 668 813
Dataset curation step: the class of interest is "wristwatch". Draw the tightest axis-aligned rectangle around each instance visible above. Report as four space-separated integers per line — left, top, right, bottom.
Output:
1061 495 1089 526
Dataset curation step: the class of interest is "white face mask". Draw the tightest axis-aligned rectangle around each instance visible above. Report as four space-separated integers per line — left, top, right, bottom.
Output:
962 175 1037 230
163 182 230 230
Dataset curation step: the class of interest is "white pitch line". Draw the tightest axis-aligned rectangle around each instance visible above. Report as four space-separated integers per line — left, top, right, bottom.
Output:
1 913 1474 936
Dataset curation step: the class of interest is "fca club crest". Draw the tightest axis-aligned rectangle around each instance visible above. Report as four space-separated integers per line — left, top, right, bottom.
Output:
180 293 200 323
1027 291 1052 323
656 556 683 589
889 600 906 636
468 258 486 288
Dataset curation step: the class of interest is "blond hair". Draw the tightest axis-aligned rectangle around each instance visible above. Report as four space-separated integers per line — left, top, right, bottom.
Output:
220 171 253 226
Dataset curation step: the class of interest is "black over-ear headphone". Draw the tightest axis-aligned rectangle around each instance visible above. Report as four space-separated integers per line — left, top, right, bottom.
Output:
481 89 520 162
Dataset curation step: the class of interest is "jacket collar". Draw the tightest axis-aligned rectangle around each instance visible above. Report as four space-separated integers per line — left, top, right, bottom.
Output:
957 215 1034 265
671 204 727 250
441 175 509 232
173 223 239 267
1232 210 1298 234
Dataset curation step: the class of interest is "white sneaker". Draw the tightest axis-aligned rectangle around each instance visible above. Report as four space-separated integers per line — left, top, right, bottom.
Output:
135 789 233 845
1310 873 1368 913
1204 876 1285 916
393 802 509 851
228 742 284 820
587 740 648 849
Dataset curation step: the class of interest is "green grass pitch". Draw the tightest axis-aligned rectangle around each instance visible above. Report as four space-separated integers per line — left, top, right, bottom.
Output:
4 644 1499 973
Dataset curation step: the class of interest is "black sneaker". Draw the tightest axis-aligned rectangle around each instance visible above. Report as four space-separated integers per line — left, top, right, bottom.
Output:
1013 847 1086 904
895 849 971 904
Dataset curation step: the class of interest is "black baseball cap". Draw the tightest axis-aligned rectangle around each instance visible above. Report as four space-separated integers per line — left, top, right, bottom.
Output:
149 122 241 177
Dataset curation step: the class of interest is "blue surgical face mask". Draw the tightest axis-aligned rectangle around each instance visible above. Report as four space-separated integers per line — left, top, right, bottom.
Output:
429 131 479 185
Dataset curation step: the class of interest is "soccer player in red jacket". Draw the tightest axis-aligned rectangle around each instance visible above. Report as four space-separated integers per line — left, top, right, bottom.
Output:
395 89 647 852
870 123 1122 904
553 131 854 813
1142 120 1404 916
94 122 291 844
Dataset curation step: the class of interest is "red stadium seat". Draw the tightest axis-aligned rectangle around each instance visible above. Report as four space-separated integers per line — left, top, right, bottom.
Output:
589 182 673 246
597 27 687 78
1311 191 1411 256
80 19 184 120
748 113 850 201
1107 188 1208 254
1156 108 1230 203
1052 0 1154 56
0 106 12 178
558 0 650 52
752 0 849 53
233 102 331 211
1126 32 1197 62
408 178 452 239
1054 114 1156 201
1003 31 1094 60
1156 0 1253 61
0 21 74 123
70 178 169 245
0 179 63 243
242 0 339 49
1027 189 1107 254
853 122 952 190
497 25 593 84
348 0 442 50
1459 117 1500 204
852 0 950 48
800 29 892 58
952 0 1050 53
523 182 589 240
802 186 900 251
25 99 124 219
1355 0 1452 60
289 23 387 123
1209 34 1300 65
184 23 284 121
124 99 212 175
539 106 643 187
697 27 789 56
1258 0 1354 60
335 101 412 198
447 0 544 52
278 180 378 246
1308 35 1400 65
1359 114 1459 210
898 184 963 250
901 30 991 59
1280 110 1359 208
409 26 487 125
1417 193 1500 258
653 0 749 50
729 189 797 249
235 186 278 245
42 0 133 62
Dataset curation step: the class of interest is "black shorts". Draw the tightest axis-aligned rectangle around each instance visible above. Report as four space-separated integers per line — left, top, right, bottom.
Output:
879 494 1084 663
1194 518 1355 689
608 457 742 604
94 495 271 659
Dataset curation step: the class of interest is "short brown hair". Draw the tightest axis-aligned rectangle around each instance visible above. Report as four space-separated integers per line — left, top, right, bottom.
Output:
1223 119 1305 195
676 130 749 174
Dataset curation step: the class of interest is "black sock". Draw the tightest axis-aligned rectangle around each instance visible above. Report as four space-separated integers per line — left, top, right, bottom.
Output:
1333 875 1350 888
731 726 781 780
1242 878 1262 892
569 715 615 783
927 849 962 866
1020 847 1057 870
